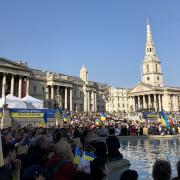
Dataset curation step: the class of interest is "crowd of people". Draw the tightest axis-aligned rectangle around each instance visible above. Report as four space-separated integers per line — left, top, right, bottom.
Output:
0 110 180 180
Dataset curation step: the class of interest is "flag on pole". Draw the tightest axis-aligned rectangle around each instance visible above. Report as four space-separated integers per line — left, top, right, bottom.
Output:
73 147 81 164
159 112 170 128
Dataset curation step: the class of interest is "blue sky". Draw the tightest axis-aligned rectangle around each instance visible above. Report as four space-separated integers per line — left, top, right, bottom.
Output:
0 0 180 88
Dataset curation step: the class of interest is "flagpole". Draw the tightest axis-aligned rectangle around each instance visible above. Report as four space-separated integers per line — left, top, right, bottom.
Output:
0 130 4 167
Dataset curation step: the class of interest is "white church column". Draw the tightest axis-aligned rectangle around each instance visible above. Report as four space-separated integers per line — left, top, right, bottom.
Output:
133 97 136 112
143 95 146 109
138 96 140 110
154 94 157 111
148 95 151 108
158 94 162 111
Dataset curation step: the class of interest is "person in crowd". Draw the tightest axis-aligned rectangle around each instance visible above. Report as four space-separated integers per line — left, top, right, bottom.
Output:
90 157 108 180
152 159 171 180
120 169 138 180
91 141 107 161
77 144 96 173
172 160 180 180
115 124 121 136
46 139 76 180
22 165 46 180
106 128 123 161
28 135 49 167
0 143 21 180
99 125 108 137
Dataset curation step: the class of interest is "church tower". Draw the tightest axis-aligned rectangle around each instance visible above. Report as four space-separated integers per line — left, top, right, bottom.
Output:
80 65 88 82
142 19 164 87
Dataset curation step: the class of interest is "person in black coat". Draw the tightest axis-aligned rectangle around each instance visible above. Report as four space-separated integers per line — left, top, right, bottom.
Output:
106 128 123 161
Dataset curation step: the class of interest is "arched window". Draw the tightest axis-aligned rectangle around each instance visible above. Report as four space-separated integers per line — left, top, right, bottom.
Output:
156 64 158 72
147 64 149 73
149 48 151 52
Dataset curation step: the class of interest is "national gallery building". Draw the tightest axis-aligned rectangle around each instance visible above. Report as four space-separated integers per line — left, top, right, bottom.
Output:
0 21 180 113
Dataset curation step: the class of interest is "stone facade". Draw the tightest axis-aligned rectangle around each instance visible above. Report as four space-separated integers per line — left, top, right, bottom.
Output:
0 58 108 112
106 87 129 113
128 20 180 112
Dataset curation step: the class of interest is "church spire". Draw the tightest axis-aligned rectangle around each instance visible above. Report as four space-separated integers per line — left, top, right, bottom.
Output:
142 19 164 87
145 19 156 56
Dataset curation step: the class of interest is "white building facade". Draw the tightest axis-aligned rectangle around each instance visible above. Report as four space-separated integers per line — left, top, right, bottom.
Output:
128 20 180 112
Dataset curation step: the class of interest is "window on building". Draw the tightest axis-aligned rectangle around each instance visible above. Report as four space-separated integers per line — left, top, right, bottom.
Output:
150 48 152 52
147 64 149 73
147 77 150 81
157 76 159 80
156 64 158 72
123 104 124 108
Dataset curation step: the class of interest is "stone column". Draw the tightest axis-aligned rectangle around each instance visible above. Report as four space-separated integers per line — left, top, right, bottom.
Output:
70 88 72 111
129 97 132 112
133 97 136 112
143 95 146 109
10 75 15 96
154 94 157 111
158 94 162 111
51 86 54 100
84 90 87 112
65 87 68 109
87 91 90 111
176 95 179 111
138 96 140 110
94 92 97 112
148 94 151 108
2 73 6 98
173 95 177 111
92 91 95 111
26 77 30 95
18 76 22 98
45 86 49 100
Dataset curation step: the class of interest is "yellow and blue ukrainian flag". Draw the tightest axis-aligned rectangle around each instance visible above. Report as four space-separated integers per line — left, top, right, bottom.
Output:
83 151 96 161
100 112 106 121
159 112 170 128
73 147 81 164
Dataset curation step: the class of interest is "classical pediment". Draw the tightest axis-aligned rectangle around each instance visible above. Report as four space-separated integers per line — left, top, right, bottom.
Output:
129 83 156 94
0 58 30 71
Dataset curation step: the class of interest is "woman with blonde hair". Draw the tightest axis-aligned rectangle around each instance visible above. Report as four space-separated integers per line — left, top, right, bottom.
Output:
46 139 76 180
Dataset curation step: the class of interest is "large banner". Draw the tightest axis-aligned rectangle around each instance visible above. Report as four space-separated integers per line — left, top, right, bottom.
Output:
9 109 61 119
142 112 159 119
